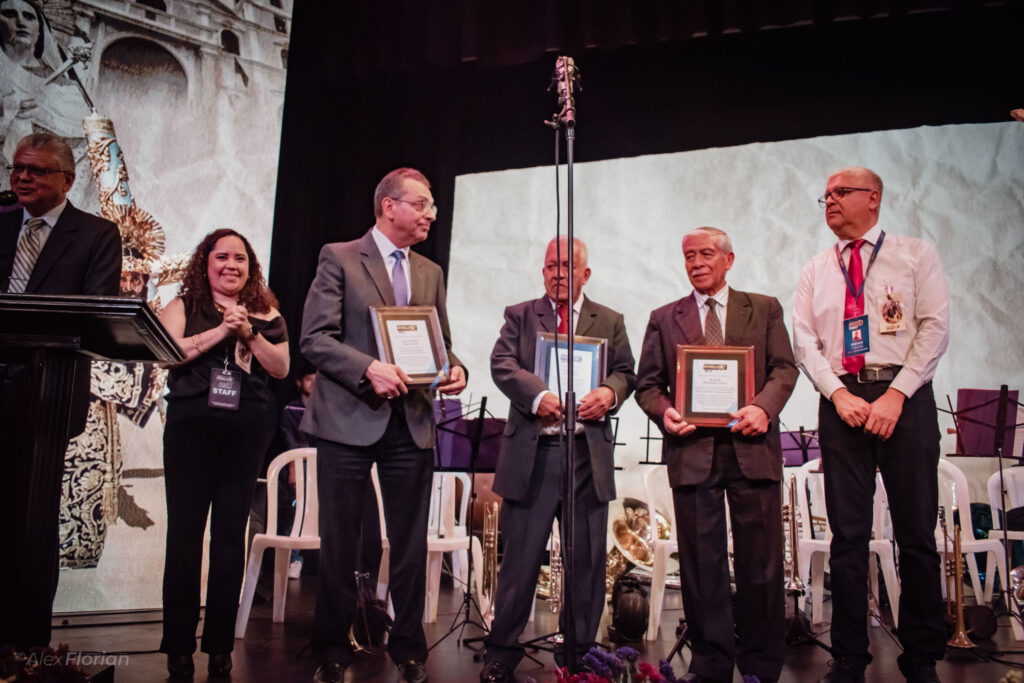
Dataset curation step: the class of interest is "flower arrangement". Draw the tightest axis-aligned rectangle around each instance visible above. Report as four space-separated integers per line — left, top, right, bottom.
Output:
533 647 767 683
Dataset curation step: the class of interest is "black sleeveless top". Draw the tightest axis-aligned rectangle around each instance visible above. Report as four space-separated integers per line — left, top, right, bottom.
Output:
166 302 288 404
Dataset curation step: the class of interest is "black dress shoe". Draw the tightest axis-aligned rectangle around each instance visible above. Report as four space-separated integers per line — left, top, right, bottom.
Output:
313 662 345 683
818 658 866 683
167 654 194 679
898 661 941 683
397 659 428 683
208 652 232 677
480 660 513 683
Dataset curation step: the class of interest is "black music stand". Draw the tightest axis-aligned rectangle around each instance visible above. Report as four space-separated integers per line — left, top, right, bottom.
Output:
781 427 820 467
941 386 1023 615
429 397 503 653
0 294 183 649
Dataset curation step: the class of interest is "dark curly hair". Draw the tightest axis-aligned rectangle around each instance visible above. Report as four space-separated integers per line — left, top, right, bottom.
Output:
178 228 277 316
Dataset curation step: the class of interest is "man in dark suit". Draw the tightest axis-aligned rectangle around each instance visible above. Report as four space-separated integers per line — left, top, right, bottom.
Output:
635 227 797 683
479 236 636 683
300 168 466 683
0 132 121 649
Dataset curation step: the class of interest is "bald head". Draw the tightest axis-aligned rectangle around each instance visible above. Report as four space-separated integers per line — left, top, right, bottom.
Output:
824 166 884 240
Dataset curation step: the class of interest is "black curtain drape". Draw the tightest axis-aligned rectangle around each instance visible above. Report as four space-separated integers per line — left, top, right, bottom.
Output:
269 0 1021 374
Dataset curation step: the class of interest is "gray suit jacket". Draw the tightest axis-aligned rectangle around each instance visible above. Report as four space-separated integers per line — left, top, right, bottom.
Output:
299 230 463 449
490 296 637 504
635 288 797 487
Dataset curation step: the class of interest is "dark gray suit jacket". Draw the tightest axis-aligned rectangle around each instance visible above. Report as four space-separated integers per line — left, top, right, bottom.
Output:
635 288 798 487
0 203 121 434
300 229 463 449
490 295 637 504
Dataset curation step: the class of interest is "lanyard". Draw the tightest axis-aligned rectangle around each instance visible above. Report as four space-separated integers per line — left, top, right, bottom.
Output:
835 231 885 301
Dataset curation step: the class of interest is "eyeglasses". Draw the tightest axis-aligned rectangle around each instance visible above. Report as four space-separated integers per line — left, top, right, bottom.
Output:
7 165 70 180
818 187 872 208
391 197 438 214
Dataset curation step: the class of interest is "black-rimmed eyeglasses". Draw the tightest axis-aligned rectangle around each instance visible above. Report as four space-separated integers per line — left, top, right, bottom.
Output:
818 187 872 208
7 165 70 180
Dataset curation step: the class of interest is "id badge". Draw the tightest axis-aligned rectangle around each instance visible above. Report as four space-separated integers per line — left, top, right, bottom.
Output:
879 289 907 333
209 368 241 410
843 314 870 358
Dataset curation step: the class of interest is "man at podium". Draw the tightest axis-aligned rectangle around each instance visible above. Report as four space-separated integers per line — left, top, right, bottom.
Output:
0 132 121 649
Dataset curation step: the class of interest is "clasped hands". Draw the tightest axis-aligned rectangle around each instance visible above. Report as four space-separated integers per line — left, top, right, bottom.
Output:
662 403 770 437
366 360 466 400
831 386 904 440
537 386 615 426
221 303 252 338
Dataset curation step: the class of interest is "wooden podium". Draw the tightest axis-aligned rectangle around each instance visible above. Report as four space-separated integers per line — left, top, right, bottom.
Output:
0 294 183 649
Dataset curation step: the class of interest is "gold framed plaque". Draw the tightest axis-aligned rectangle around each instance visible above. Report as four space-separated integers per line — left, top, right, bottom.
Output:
533 332 607 404
370 306 450 387
675 345 755 427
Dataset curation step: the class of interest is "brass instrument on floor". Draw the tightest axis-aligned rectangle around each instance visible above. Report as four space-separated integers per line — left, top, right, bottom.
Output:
940 507 954 623
783 475 806 594
946 508 975 648
548 529 563 613
481 501 500 621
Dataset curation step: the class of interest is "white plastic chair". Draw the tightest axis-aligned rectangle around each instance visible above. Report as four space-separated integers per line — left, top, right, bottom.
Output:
936 459 1006 607
794 459 900 627
987 467 1024 639
235 448 320 638
424 472 471 622
643 465 679 640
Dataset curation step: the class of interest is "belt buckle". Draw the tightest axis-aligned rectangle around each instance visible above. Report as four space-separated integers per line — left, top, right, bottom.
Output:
857 367 890 383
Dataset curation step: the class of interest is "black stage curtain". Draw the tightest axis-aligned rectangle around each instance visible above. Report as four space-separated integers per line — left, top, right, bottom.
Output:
269 0 1021 365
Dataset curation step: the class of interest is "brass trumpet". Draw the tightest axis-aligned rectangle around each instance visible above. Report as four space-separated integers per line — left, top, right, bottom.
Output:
782 475 805 594
480 501 500 621
945 506 975 648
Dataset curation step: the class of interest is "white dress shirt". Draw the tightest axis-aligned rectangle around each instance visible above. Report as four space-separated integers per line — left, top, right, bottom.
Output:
792 223 950 400
18 199 68 253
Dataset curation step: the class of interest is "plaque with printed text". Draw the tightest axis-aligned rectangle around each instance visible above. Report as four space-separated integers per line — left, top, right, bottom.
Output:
533 332 607 405
370 306 450 387
675 345 755 427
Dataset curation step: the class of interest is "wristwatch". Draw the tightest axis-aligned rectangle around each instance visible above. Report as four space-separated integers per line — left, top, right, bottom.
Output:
245 325 258 342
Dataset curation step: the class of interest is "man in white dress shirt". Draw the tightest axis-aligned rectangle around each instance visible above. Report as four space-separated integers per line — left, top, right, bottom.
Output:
792 167 949 683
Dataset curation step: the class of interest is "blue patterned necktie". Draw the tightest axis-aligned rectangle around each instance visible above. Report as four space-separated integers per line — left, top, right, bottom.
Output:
8 218 45 294
392 249 409 306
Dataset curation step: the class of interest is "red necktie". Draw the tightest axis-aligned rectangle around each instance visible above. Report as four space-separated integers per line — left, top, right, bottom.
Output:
557 303 569 334
842 239 865 375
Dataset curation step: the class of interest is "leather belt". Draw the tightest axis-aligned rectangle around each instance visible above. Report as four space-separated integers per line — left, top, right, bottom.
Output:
844 365 902 383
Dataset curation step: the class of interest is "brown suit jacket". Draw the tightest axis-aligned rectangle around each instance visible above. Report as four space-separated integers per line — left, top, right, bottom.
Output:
635 288 797 487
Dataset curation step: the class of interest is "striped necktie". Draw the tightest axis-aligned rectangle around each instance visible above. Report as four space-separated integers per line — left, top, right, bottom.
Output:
7 218 45 294
703 298 723 346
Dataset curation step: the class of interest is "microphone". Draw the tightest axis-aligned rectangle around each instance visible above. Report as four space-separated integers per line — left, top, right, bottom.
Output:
544 56 581 129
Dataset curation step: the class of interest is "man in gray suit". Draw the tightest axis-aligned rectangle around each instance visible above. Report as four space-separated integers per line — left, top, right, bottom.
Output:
300 168 466 683
635 227 797 683
479 236 636 683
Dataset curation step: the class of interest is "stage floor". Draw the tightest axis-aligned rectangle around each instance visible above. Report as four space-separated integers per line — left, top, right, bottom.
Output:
51 572 1024 682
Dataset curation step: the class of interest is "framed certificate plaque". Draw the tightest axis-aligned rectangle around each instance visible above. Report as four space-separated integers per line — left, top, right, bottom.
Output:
675 345 755 427
370 306 450 387
533 332 607 403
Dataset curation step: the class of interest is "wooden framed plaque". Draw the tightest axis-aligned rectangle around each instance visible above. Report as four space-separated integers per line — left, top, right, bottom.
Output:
370 306 450 387
533 332 607 404
675 345 755 427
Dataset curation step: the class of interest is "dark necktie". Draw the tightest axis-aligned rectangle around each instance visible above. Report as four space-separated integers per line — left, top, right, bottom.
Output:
703 298 723 346
557 302 569 334
842 239 866 375
8 218 45 294
391 249 408 306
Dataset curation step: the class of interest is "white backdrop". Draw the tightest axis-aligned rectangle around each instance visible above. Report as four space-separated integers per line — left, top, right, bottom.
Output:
448 122 1024 505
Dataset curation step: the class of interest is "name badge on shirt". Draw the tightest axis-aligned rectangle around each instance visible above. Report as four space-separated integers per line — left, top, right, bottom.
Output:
879 287 907 333
209 368 241 410
843 314 870 358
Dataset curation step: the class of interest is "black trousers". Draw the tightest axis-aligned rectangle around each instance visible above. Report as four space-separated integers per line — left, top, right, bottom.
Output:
818 379 945 667
484 435 607 670
161 397 271 655
672 436 785 682
312 408 433 667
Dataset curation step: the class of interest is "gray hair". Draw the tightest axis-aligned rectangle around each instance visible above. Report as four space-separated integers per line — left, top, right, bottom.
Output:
15 132 75 173
373 167 430 218
683 226 733 255
832 166 884 201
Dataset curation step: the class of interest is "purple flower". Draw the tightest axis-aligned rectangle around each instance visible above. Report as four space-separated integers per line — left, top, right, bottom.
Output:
616 646 640 663
658 659 680 683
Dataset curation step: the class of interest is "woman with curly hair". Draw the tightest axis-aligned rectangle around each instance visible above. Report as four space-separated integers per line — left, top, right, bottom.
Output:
158 228 289 678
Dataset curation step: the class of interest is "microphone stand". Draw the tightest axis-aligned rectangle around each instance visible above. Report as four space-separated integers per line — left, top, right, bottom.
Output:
544 55 582 671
